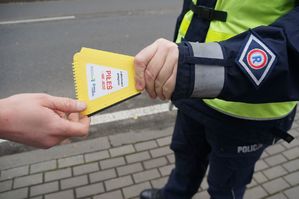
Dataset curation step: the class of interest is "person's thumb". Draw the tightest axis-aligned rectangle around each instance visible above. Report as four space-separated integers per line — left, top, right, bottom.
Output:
46 96 87 113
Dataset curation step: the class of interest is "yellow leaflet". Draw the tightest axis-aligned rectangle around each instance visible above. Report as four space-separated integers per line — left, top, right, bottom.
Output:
73 48 140 116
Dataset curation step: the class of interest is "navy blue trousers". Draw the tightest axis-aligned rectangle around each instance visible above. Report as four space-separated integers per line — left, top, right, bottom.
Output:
160 108 294 199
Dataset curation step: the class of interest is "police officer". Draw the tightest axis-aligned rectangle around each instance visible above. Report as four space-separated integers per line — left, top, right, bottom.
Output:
134 0 299 199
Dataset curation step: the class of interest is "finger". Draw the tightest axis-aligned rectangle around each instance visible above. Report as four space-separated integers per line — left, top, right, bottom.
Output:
46 96 87 113
79 115 91 127
155 47 178 100
162 62 178 100
68 113 80 122
134 42 158 91
58 115 90 137
54 110 67 119
144 45 168 99
60 138 71 145
79 115 90 138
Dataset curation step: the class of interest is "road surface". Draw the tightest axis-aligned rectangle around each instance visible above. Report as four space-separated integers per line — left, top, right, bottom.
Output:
0 0 181 155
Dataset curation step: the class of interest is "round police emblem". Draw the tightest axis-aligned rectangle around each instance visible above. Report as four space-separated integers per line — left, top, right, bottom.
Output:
246 48 268 70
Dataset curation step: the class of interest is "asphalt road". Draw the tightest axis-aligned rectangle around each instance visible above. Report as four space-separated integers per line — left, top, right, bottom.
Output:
0 0 181 155
0 0 180 98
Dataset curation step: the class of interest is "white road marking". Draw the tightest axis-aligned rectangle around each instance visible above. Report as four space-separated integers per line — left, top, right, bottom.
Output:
0 103 176 143
0 16 76 25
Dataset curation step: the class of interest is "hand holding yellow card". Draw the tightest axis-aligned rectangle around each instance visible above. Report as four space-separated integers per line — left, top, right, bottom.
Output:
73 48 140 116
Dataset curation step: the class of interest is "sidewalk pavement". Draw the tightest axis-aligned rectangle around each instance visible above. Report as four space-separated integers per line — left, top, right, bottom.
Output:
0 111 298 199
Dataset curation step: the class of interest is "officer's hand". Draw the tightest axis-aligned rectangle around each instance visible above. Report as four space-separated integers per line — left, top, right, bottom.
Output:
134 38 178 100
0 93 90 149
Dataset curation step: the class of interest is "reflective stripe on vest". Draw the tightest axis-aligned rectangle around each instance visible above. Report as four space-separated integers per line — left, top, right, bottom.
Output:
176 0 297 120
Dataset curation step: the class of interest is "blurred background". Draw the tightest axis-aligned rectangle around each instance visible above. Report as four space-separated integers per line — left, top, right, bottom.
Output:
0 0 181 155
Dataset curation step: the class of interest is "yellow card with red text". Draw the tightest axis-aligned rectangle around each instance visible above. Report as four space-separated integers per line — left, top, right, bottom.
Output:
73 48 140 116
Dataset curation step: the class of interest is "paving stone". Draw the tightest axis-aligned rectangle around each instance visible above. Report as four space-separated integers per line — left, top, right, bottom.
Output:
151 177 168 189
247 179 257 188
109 128 172 147
253 172 268 184
84 150 110 162
30 181 59 197
290 128 299 137
61 175 88 190
282 147 299 160
45 190 74 199
282 138 299 149
262 178 289 194
159 164 174 176
264 154 288 166
73 162 99 176
93 190 123 199
156 136 171 147
200 177 208 190
30 160 57 174
0 166 28 180
58 155 84 168
255 160 269 171
14 173 43 188
3 125 299 199
133 169 160 183
260 151 269 158
291 126 299 133
244 186 268 199
143 157 168 170
284 186 299 199
266 144 286 155
193 191 210 199
123 182 151 199
282 158 299 172
0 188 28 199
0 137 110 171
100 157 126 170
284 170 299 185
105 176 133 191
75 182 104 198
117 163 143 176
150 146 172 158
126 151 151 163
265 193 287 199
45 168 72 182
135 140 158 152
263 166 288 179
0 180 12 192
167 154 175 164
30 196 43 199
109 145 135 157
89 169 117 183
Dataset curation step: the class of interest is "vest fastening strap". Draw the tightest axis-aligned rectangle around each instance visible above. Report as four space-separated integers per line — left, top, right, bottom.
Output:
190 3 227 22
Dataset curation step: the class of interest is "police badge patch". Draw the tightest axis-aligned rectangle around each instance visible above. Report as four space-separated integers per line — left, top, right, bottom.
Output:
237 33 277 87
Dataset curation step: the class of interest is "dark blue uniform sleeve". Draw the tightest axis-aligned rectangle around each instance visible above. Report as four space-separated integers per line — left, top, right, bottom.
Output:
172 6 299 103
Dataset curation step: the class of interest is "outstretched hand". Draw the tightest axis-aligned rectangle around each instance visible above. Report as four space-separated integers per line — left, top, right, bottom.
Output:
0 93 90 149
134 38 179 100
